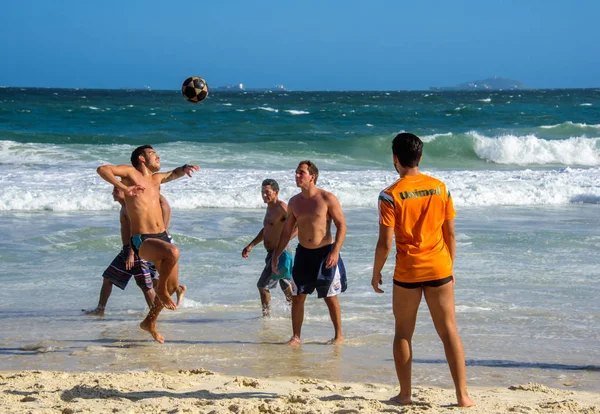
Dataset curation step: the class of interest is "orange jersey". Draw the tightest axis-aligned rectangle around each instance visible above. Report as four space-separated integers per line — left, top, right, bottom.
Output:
378 174 455 283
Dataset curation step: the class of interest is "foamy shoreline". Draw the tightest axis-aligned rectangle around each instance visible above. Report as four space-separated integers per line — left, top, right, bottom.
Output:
1 370 598 413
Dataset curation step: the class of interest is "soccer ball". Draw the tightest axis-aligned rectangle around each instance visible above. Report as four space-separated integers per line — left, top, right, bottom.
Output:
182 76 209 103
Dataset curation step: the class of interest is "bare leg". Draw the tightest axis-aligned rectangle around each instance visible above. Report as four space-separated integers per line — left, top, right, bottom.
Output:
391 284 423 405
139 239 179 310
424 283 475 408
258 288 272 317
140 297 165 344
84 278 113 316
141 288 156 309
282 285 293 306
287 294 306 345
175 284 186 306
155 259 178 310
140 260 179 344
323 296 343 344
139 264 179 343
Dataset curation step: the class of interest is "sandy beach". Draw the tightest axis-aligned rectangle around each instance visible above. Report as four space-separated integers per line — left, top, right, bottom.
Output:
1 369 598 414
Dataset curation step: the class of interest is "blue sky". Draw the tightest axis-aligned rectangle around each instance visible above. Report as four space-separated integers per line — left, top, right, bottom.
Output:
1 0 598 90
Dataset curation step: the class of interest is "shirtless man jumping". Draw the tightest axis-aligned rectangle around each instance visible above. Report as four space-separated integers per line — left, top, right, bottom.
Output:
272 160 347 345
97 145 199 343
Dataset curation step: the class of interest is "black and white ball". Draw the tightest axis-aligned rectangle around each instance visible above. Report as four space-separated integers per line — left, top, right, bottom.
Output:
181 76 209 103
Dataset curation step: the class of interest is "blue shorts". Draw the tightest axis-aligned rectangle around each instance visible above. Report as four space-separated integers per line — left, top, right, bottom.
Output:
292 244 347 298
256 250 293 291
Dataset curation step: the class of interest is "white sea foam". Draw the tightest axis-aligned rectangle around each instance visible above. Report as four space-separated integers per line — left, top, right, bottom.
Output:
254 107 278 112
284 110 309 115
421 132 453 142
469 132 600 166
456 305 492 312
1 162 599 211
1 140 600 211
478 98 492 102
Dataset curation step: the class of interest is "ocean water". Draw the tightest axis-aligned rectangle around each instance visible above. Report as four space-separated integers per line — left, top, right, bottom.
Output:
0 88 599 391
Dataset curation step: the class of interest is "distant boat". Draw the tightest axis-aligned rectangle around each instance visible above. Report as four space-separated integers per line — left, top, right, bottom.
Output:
213 83 287 92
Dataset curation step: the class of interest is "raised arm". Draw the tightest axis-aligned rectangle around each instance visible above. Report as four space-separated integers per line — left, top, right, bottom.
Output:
97 164 144 196
271 205 298 274
371 223 394 293
157 164 200 184
324 193 347 268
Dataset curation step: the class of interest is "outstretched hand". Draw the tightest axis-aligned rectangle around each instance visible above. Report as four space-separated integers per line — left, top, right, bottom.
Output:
126 185 145 197
183 164 200 177
371 272 384 293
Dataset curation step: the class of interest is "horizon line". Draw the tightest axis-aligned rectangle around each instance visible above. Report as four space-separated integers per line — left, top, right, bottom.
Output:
1 85 599 92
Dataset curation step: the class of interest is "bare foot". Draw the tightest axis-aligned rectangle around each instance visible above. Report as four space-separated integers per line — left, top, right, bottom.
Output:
175 285 186 306
390 394 412 405
327 336 343 345
82 307 105 316
286 336 301 346
156 288 177 310
140 319 165 344
458 395 476 408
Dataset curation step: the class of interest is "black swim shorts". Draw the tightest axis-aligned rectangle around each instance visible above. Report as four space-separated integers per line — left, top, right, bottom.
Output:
393 276 454 289
292 244 347 298
130 231 172 255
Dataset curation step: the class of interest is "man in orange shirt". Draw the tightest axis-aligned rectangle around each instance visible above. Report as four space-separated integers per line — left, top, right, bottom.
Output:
371 133 475 407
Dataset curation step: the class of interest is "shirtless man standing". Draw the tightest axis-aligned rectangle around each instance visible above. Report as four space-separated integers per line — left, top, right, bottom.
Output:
97 145 199 343
272 161 347 345
242 179 296 316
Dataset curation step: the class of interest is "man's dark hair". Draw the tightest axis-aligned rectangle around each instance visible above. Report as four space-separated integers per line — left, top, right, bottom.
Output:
298 160 319 185
392 133 423 168
262 178 279 192
131 145 153 167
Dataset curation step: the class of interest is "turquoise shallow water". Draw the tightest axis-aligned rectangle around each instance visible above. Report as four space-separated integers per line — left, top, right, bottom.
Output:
0 88 598 391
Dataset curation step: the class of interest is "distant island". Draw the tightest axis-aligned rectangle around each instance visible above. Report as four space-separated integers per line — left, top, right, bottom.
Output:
212 83 287 92
430 76 528 91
